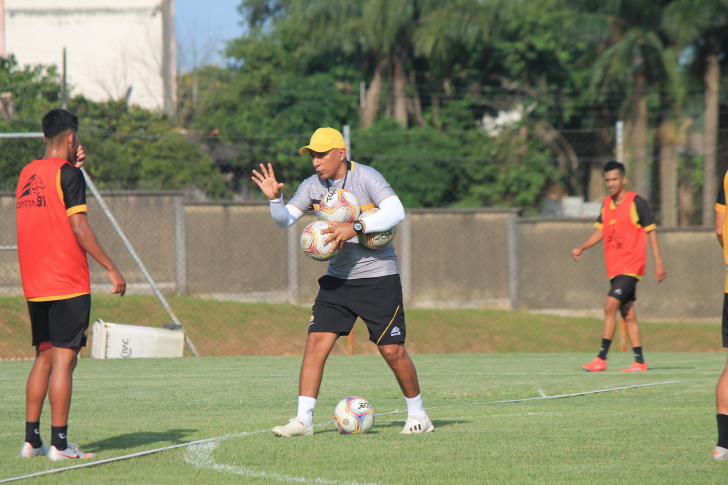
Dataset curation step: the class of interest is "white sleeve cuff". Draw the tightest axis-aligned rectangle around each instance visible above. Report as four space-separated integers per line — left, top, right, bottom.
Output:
361 196 405 233
269 198 303 228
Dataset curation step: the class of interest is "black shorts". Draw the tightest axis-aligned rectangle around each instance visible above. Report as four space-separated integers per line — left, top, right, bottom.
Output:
722 293 728 348
309 274 406 346
608 275 639 304
28 294 91 349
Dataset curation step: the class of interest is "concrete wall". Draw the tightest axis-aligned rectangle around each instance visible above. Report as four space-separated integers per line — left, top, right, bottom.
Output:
519 219 724 319
0 192 179 295
185 203 288 299
1 0 175 113
0 192 724 320
408 209 511 308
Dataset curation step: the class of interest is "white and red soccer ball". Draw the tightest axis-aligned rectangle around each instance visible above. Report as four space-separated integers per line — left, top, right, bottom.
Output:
300 220 340 262
357 208 397 249
319 190 360 223
333 396 375 434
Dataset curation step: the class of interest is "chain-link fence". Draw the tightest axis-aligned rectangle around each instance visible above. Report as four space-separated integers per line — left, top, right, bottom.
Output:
1 128 727 359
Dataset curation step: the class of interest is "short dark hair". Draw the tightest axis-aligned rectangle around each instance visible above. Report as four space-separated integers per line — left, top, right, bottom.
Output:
42 109 78 139
603 160 625 176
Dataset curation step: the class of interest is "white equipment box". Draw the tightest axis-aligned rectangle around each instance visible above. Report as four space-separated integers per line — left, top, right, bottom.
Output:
91 319 184 359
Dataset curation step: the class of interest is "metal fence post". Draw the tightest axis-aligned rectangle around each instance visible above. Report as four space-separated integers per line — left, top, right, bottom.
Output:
287 224 299 304
616 121 624 164
343 125 351 160
615 121 628 352
174 195 187 295
81 169 199 356
400 214 412 304
507 211 520 310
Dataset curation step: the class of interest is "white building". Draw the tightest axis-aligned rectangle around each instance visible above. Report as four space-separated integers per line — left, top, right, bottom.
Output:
0 0 176 115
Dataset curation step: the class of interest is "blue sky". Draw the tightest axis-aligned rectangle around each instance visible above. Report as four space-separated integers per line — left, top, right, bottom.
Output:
176 0 246 71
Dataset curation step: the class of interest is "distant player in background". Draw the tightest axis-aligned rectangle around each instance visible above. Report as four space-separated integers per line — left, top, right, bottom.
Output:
712 174 728 460
16 109 126 460
252 127 433 436
572 161 666 372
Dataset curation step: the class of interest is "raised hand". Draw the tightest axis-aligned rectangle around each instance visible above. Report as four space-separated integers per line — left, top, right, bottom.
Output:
252 163 284 200
75 143 86 169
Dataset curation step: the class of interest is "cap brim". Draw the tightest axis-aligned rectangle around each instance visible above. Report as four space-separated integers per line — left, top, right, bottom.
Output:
299 144 343 155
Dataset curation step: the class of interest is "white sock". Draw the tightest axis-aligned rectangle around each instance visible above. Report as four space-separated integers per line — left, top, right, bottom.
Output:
297 396 316 427
405 394 427 419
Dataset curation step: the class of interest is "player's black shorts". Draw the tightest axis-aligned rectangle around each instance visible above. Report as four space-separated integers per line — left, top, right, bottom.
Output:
722 293 728 348
309 274 406 346
28 294 91 349
608 275 639 303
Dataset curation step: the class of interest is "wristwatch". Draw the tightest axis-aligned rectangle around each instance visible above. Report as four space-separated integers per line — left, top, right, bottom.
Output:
353 221 364 235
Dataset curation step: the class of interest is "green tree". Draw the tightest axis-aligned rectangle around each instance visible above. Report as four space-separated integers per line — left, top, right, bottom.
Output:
0 55 63 187
583 0 675 201
0 55 225 196
241 0 454 129
664 0 728 225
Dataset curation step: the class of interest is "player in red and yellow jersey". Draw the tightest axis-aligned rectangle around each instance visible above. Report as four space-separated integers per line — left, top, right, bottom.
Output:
572 161 666 373
16 109 126 461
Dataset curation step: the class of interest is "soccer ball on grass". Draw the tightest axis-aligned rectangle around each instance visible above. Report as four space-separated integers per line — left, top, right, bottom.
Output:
333 396 375 434
319 190 360 223
300 220 340 262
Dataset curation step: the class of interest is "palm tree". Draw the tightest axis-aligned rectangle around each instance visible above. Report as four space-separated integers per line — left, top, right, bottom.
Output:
280 0 453 130
664 0 728 225
586 1 673 201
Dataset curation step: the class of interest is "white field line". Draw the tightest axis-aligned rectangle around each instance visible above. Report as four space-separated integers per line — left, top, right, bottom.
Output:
0 434 247 484
183 429 386 485
0 380 683 484
375 380 684 416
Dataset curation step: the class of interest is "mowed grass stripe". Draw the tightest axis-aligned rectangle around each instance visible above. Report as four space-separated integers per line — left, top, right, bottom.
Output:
0 353 725 484
0 295 723 359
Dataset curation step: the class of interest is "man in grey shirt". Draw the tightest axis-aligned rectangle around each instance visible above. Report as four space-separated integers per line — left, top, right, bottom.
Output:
252 127 433 437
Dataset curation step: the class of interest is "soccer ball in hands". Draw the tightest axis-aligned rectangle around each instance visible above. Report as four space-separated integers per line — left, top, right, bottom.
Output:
357 208 397 249
333 396 375 434
319 190 360 223
300 221 340 262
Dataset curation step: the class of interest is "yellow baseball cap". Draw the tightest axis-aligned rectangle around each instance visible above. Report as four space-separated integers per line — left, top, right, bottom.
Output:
300 127 346 155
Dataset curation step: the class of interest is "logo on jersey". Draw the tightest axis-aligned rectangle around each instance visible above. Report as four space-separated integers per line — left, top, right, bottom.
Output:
605 229 623 250
16 174 47 209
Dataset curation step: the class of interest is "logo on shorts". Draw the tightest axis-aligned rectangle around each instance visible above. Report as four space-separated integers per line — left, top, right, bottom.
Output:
614 289 622 295
309 314 315 326
390 326 401 337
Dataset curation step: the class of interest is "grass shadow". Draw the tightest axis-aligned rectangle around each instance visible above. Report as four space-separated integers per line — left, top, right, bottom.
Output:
83 428 197 452
312 418 465 435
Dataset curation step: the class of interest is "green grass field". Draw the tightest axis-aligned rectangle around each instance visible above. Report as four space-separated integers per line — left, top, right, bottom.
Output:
0 295 724 359
1 352 727 484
